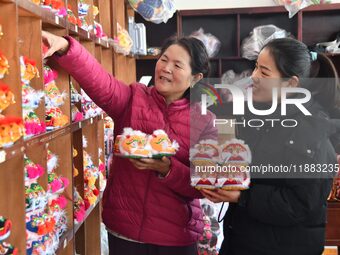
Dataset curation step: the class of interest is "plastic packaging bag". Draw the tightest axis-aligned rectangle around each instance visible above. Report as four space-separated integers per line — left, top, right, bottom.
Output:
241 25 290 60
101 223 109 255
190 28 221 58
128 0 176 24
220 69 253 102
198 199 224 255
274 0 331 18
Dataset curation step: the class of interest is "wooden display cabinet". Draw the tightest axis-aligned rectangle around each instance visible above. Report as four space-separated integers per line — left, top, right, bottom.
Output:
0 0 134 253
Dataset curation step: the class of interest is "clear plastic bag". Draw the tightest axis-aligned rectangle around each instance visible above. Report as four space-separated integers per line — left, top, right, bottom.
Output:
101 223 109 255
220 69 253 102
241 25 290 60
274 0 332 18
190 28 221 58
128 0 176 24
198 199 224 255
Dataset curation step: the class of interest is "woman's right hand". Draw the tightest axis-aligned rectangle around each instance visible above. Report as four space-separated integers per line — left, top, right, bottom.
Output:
42 31 70 59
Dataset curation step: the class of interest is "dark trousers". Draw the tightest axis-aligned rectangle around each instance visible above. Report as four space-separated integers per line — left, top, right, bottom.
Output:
108 233 198 255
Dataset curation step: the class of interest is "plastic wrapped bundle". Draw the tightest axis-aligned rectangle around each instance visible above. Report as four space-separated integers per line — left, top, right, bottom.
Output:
128 0 176 24
190 28 221 58
241 25 290 60
274 0 331 18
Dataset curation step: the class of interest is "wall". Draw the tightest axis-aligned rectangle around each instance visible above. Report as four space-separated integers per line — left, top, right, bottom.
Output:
174 0 340 10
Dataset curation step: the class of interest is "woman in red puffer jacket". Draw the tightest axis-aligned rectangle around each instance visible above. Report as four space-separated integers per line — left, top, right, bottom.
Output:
42 31 217 255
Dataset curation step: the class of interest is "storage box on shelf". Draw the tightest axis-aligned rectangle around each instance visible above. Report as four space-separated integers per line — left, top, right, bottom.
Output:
0 0 135 253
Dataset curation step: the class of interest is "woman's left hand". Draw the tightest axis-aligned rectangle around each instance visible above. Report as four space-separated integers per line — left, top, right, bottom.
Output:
201 189 241 203
129 156 171 176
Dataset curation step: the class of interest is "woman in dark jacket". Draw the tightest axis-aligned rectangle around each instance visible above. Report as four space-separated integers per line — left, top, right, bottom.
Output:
202 38 340 255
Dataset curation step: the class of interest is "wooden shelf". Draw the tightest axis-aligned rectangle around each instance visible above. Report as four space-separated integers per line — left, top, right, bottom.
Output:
17 0 42 17
0 115 105 165
0 142 25 165
94 37 110 48
0 0 135 253
136 54 160 60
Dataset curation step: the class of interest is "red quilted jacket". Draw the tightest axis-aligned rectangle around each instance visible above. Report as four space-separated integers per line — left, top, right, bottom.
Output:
54 36 218 246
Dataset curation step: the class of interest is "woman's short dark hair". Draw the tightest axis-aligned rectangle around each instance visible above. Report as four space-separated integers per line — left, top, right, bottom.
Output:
263 38 339 116
160 36 210 99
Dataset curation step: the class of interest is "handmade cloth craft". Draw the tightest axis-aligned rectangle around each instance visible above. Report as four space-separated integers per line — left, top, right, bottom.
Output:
114 128 179 158
0 82 15 113
0 116 25 148
44 65 69 130
190 139 251 190
0 50 9 79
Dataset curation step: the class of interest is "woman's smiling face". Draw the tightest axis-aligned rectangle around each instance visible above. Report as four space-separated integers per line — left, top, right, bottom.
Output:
251 48 285 103
154 44 196 103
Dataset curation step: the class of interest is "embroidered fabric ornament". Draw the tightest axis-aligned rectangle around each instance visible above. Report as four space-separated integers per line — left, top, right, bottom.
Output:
40 0 66 16
48 173 70 194
45 107 69 130
190 139 252 190
112 23 133 56
78 1 90 30
47 149 58 173
74 187 86 224
0 216 12 241
115 128 179 158
24 156 45 185
71 104 84 122
25 183 48 214
0 50 10 79
0 116 24 148
22 83 44 111
0 242 18 255
94 21 107 39
0 82 15 113
84 186 98 209
67 6 82 26
20 56 40 84
44 65 68 108
23 110 46 137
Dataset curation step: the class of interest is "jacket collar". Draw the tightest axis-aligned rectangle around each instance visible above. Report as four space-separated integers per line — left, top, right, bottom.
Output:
151 87 190 111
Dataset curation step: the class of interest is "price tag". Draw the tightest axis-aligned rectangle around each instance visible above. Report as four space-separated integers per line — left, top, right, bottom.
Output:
55 16 59 25
101 113 104 119
87 32 90 39
79 122 82 129
75 26 78 33
63 239 67 248
90 118 93 124
0 151 6 164
98 38 101 44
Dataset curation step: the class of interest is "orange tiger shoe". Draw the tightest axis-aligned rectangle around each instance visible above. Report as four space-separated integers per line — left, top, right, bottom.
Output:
147 129 179 157
119 128 151 158
0 51 9 79
0 216 12 241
